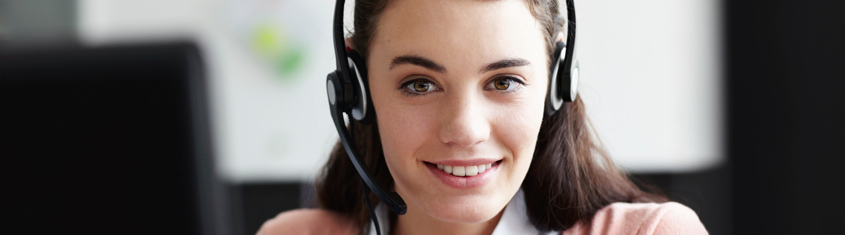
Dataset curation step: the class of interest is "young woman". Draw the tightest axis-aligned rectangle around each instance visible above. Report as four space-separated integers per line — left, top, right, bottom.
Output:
260 0 708 234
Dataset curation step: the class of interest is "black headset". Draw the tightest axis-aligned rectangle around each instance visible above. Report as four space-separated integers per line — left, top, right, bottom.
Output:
325 0 579 231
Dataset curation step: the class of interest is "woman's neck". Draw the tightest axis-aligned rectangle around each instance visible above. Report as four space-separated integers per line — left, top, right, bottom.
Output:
392 207 505 235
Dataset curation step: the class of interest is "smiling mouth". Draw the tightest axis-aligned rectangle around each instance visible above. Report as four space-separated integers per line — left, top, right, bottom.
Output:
424 160 502 177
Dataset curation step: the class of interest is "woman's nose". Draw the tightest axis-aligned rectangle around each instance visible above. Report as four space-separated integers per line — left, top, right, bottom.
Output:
437 92 490 147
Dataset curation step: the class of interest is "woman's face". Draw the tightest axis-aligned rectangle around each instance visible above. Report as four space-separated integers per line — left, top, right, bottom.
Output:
369 0 549 224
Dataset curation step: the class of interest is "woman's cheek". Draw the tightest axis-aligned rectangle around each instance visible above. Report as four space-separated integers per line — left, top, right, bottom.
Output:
376 102 433 163
497 95 546 162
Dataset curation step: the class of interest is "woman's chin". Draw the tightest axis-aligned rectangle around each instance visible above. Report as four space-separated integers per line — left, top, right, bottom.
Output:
421 198 506 224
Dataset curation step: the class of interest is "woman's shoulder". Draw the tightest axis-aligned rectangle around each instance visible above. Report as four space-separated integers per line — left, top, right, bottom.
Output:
257 208 359 235
563 201 708 235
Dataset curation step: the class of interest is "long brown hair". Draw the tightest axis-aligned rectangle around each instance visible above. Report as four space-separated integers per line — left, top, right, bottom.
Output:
315 0 665 233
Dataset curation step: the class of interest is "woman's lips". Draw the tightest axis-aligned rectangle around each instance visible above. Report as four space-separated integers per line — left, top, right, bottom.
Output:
424 160 501 189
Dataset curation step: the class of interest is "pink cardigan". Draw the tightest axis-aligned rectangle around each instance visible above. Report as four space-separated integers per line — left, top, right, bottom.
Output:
258 202 708 235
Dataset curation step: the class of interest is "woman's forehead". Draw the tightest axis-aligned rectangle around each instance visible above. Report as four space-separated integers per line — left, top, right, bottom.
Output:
370 0 547 68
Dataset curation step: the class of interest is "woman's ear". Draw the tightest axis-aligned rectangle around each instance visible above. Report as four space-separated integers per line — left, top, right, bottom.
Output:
345 37 355 52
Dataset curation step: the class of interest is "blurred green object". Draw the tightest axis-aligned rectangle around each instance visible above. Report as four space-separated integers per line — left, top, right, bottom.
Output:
276 46 304 77
250 21 306 79
253 23 282 56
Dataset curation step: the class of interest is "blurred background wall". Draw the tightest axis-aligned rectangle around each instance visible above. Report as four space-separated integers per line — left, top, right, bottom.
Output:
2 0 843 234
70 0 724 184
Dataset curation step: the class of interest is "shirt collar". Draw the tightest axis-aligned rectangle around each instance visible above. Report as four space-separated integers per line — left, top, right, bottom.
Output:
369 189 557 235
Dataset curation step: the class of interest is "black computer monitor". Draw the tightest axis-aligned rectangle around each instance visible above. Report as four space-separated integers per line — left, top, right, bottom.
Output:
1 42 226 234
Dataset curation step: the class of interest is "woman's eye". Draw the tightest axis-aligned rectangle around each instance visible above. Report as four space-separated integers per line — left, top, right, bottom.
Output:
402 79 439 95
487 76 524 91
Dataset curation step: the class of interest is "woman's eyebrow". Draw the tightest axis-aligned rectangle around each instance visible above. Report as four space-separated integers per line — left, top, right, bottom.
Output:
390 55 446 73
480 58 530 73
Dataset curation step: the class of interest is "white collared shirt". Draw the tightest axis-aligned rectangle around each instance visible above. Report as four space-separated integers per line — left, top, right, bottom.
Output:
368 189 558 235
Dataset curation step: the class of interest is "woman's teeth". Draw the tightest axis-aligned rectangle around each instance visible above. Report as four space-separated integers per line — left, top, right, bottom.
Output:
436 163 493 177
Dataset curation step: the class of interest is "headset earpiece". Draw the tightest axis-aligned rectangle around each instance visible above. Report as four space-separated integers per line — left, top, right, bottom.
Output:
347 50 373 124
560 42 579 104
546 41 567 114
326 49 372 124
545 0 580 116
546 41 578 115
